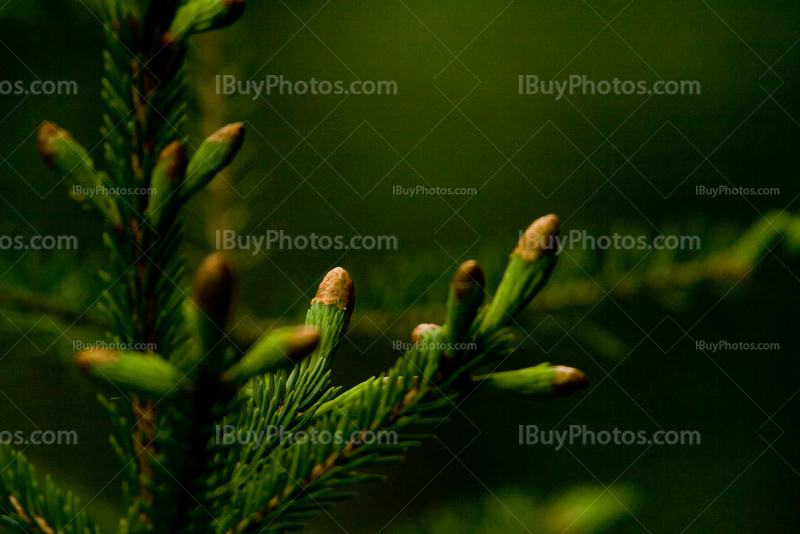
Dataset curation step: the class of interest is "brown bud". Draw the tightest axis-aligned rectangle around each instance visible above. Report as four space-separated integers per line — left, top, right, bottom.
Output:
192 253 235 328
74 348 119 373
209 122 245 156
311 267 355 315
551 366 589 397
36 122 71 169
286 325 321 360
452 260 485 300
222 0 246 16
157 141 188 184
411 323 440 344
512 214 559 262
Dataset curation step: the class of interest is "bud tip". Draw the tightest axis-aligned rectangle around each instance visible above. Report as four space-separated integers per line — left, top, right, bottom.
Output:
158 140 188 183
74 348 119 373
209 122 245 145
452 259 485 300
192 253 235 326
551 365 588 396
287 325 321 360
411 323 439 344
513 214 560 261
37 122 71 169
223 0 246 14
311 267 355 314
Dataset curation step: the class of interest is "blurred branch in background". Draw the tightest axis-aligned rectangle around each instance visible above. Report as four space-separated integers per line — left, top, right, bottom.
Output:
391 484 639 534
3 211 798 362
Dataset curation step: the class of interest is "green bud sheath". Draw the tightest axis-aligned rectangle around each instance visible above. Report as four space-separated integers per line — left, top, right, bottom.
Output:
75 349 190 397
37 122 123 230
475 363 587 399
167 0 246 43
479 214 559 334
305 267 355 365
181 122 245 202
145 140 187 229
444 260 485 354
221 326 320 386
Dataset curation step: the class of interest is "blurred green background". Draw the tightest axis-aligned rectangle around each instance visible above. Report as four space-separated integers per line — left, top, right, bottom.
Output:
1 0 799 532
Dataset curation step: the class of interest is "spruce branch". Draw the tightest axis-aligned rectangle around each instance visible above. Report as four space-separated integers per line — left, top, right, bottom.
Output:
220 216 586 533
7 3 592 534
0 446 99 534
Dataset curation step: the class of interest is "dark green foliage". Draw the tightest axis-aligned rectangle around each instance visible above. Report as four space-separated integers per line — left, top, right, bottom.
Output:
0 446 99 534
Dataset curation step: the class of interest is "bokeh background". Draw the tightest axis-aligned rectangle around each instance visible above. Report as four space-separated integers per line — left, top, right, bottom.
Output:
1 0 799 532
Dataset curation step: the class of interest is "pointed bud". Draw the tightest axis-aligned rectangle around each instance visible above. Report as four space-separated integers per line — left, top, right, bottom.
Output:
474 363 587 399
167 0 245 43
444 260 485 353
512 214 559 263
37 122 122 229
305 267 355 364
221 325 320 386
145 141 187 228
75 349 189 396
479 215 559 334
189 254 235 378
181 122 245 201
37 122 70 170
452 260 485 299
411 323 440 344
311 267 355 317
192 253 235 330
155 141 188 183
551 366 590 397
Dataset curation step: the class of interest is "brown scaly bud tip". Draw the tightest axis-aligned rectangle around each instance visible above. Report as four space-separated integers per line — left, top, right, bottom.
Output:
209 122 245 146
74 348 119 373
512 214 560 262
223 0 246 16
157 141 188 183
37 122 71 169
160 31 177 47
452 259 485 300
287 326 321 361
551 366 588 397
311 267 355 315
411 323 440 344
192 253 235 326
